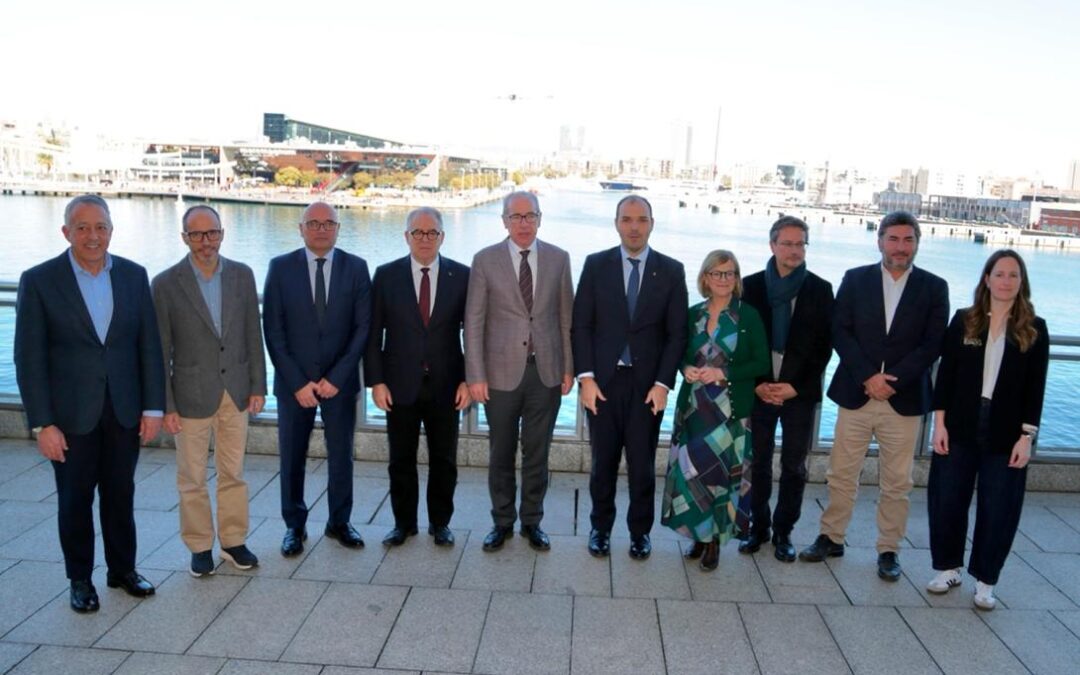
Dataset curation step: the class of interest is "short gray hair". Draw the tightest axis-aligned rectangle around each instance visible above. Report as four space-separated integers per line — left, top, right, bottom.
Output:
405 207 443 232
64 194 112 227
502 190 540 215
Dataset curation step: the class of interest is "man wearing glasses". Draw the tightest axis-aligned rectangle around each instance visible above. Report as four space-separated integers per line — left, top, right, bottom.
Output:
263 201 372 556
739 216 834 562
465 191 574 552
365 207 470 547
151 205 267 577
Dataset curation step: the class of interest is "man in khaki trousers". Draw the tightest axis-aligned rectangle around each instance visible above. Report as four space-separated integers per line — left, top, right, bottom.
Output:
152 205 267 577
798 211 948 581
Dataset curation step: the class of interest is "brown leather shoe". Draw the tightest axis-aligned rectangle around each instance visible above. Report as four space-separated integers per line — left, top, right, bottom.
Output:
700 539 720 571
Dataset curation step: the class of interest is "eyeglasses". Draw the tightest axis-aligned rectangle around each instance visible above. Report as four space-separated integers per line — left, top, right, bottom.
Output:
303 220 339 231
504 212 540 225
409 229 443 241
706 270 737 281
776 241 807 249
183 229 223 242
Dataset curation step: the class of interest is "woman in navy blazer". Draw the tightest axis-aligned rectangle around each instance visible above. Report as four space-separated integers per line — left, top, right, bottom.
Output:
926 249 1049 610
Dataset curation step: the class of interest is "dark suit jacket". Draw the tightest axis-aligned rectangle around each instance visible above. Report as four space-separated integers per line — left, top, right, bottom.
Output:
152 256 267 418
14 251 165 434
932 310 1049 454
827 263 949 416
364 255 469 406
262 247 371 399
571 246 688 392
742 268 834 403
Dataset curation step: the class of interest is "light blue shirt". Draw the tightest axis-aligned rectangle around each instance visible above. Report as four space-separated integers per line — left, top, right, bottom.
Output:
188 255 223 336
68 249 113 344
305 247 335 303
621 244 650 294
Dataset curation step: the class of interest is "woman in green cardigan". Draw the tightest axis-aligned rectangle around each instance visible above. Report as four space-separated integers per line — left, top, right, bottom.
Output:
661 249 769 571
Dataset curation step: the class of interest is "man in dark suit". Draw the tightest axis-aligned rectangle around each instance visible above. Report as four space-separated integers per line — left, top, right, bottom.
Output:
263 201 372 556
365 207 470 547
571 195 688 560
740 216 834 562
152 205 266 577
14 194 164 613
798 211 948 581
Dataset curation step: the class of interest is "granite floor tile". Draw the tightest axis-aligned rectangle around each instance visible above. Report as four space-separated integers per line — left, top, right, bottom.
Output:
290 526 387 584
0 447 46 484
214 517 328 579
900 607 1024 674
902 548 979 609
1015 550 1080 605
980 609 1080 675
824 546 927 607
532 535 611 597
740 603 849 675
756 547 848 605
609 537 690 600
0 517 63 563
309 477 388 526
992 553 1077 610
683 543 771 603
377 587 489 672
5 644 129 675
370 527 467 588
0 501 53 548
132 463 181 511
1018 506 1080 553
451 530 537 592
188 577 328 660
0 463 56 502
658 600 758 675
281 583 407 667
0 642 35 673
473 592 572 675
1052 609 1080 638
321 668 419 675
112 652 226 675
819 606 939 674
217 660 322 675
0 560 68 636
571 596 664 674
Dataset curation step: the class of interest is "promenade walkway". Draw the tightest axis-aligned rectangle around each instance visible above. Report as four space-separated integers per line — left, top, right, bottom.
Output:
2 437 1080 674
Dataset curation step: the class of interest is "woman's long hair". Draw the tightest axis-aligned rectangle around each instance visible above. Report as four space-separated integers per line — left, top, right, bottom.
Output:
963 249 1038 352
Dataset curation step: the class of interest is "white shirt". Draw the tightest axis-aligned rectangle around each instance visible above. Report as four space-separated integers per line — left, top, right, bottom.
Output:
305 247 335 304
881 264 911 334
981 327 1007 399
411 255 439 316
507 238 537 300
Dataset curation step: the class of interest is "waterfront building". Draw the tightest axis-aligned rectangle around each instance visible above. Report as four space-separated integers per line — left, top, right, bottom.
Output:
262 113 401 148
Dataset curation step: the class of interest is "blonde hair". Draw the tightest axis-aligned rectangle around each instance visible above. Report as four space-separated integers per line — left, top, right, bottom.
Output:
697 249 741 298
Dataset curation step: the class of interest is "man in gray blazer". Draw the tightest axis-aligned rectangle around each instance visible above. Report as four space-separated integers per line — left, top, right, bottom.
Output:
465 191 574 552
152 205 267 578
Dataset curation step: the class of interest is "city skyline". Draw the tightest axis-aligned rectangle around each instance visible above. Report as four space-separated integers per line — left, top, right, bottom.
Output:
3 0 1079 183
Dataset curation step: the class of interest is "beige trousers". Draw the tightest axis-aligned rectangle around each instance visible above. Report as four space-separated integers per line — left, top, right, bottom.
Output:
819 399 920 553
176 392 250 552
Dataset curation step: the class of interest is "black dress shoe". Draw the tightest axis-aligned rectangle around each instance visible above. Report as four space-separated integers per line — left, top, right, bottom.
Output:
429 525 455 546
482 525 513 551
629 534 652 560
773 532 797 563
588 529 611 558
798 534 844 562
685 541 706 560
700 539 720 571
877 551 902 581
382 526 418 546
281 527 307 557
325 523 365 548
70 579 100 613
106 571 156 597
522 524 551 551
738 529 771 555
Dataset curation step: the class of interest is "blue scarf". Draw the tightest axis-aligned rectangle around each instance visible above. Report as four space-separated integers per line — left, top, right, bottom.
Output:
764 256 806 353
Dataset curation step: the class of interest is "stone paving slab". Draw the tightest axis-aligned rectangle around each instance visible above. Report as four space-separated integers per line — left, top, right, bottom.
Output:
1053 608 1080 637
0 463 55 502
657 600 758 675
755 548 848 605
0 560 68 636
1015 550 1080 605
111 652 226 675
290 525 387 585
532 535 611 597
371 527 468 588
979 609 1080 675
217 660 322 675
132 463 181 512
5 644 130 675
899 607 1024 674
739 603 849 675
570 596 665 675
377 587 489 673
681 543 770 603
0 501 53 548
1018 505 1080 553
0 517 63 563
473 591 572 675
824 546 927 607
992 553 1077 610
451 530 537 593
818 605 939 675
610 537 690 600
0 642 35 673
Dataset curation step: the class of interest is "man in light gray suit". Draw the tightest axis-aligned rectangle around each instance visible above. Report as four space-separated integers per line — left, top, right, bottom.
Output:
465 191 574 552
152 205 266 577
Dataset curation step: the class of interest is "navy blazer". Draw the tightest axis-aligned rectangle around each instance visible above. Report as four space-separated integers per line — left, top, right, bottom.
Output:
933 311 1049 454
262 247 372 398
742 268 834 403
827 263 949 416
14 252 165 434
364 255 469 406
571 246 688 392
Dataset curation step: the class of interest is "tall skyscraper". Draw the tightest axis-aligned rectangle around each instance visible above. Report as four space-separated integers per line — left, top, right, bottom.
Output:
1067 159 1080 191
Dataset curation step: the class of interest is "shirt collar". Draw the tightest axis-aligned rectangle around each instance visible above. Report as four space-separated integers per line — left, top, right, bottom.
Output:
621 245 650 265
67 248 113 277
305 247 335 264
507 238 537 256
187 254 222 280
880 263 912 285
411 255 440 274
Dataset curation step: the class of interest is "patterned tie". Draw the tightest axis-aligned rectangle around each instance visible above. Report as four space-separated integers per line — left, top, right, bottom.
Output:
418 267 431 327
620 258 641 365
315 257 327 327
519 250 534 353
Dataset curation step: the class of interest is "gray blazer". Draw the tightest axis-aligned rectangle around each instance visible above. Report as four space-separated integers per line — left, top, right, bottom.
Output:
464 238 573 391
152 255 267 418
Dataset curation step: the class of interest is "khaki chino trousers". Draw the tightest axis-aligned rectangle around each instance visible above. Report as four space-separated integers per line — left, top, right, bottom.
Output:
175 392 250 552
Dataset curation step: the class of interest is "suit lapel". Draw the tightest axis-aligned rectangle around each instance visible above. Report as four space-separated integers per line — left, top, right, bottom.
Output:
220 259 238 339
396 257 425 330
428 256 458 328
887 267 922 338
177 259 219 337
52 254 100 343
633 249 663 325
496 240 528 314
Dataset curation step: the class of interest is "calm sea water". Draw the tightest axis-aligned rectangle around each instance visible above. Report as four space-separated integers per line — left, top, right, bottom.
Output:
2 190 1077 448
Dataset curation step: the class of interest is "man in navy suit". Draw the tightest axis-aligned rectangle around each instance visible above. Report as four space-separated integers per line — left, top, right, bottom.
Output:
365 207 470 547
15 195 165 613
572 195 688 560
798 211 948 581
263 201 372 556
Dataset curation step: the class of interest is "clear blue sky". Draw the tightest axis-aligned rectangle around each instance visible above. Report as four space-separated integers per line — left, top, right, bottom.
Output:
4 0 1078 181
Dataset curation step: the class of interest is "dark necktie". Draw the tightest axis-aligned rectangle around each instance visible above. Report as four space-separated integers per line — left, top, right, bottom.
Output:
620 258 641 365
419 267 431 327
519 250 534 353
315 257 327 327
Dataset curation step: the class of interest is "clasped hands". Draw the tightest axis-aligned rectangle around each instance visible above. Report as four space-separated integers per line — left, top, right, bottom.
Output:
863 372 897 401
294 378 340 408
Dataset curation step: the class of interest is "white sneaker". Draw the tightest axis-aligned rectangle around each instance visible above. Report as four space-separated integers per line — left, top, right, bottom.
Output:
926 568 963 594
974 581 997 610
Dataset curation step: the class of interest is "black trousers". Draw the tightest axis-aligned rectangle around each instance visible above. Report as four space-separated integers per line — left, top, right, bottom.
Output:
485 361 560 528
52 394 140 581
386 376 459 529
749 397 816 537
278 392 357 529
928 400 1027 585
587 368 663 536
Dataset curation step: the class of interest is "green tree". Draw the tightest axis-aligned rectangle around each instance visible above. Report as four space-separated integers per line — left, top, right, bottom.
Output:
353 172 374 189
274 166 302 187
511 170 525 185
299 170 320 187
